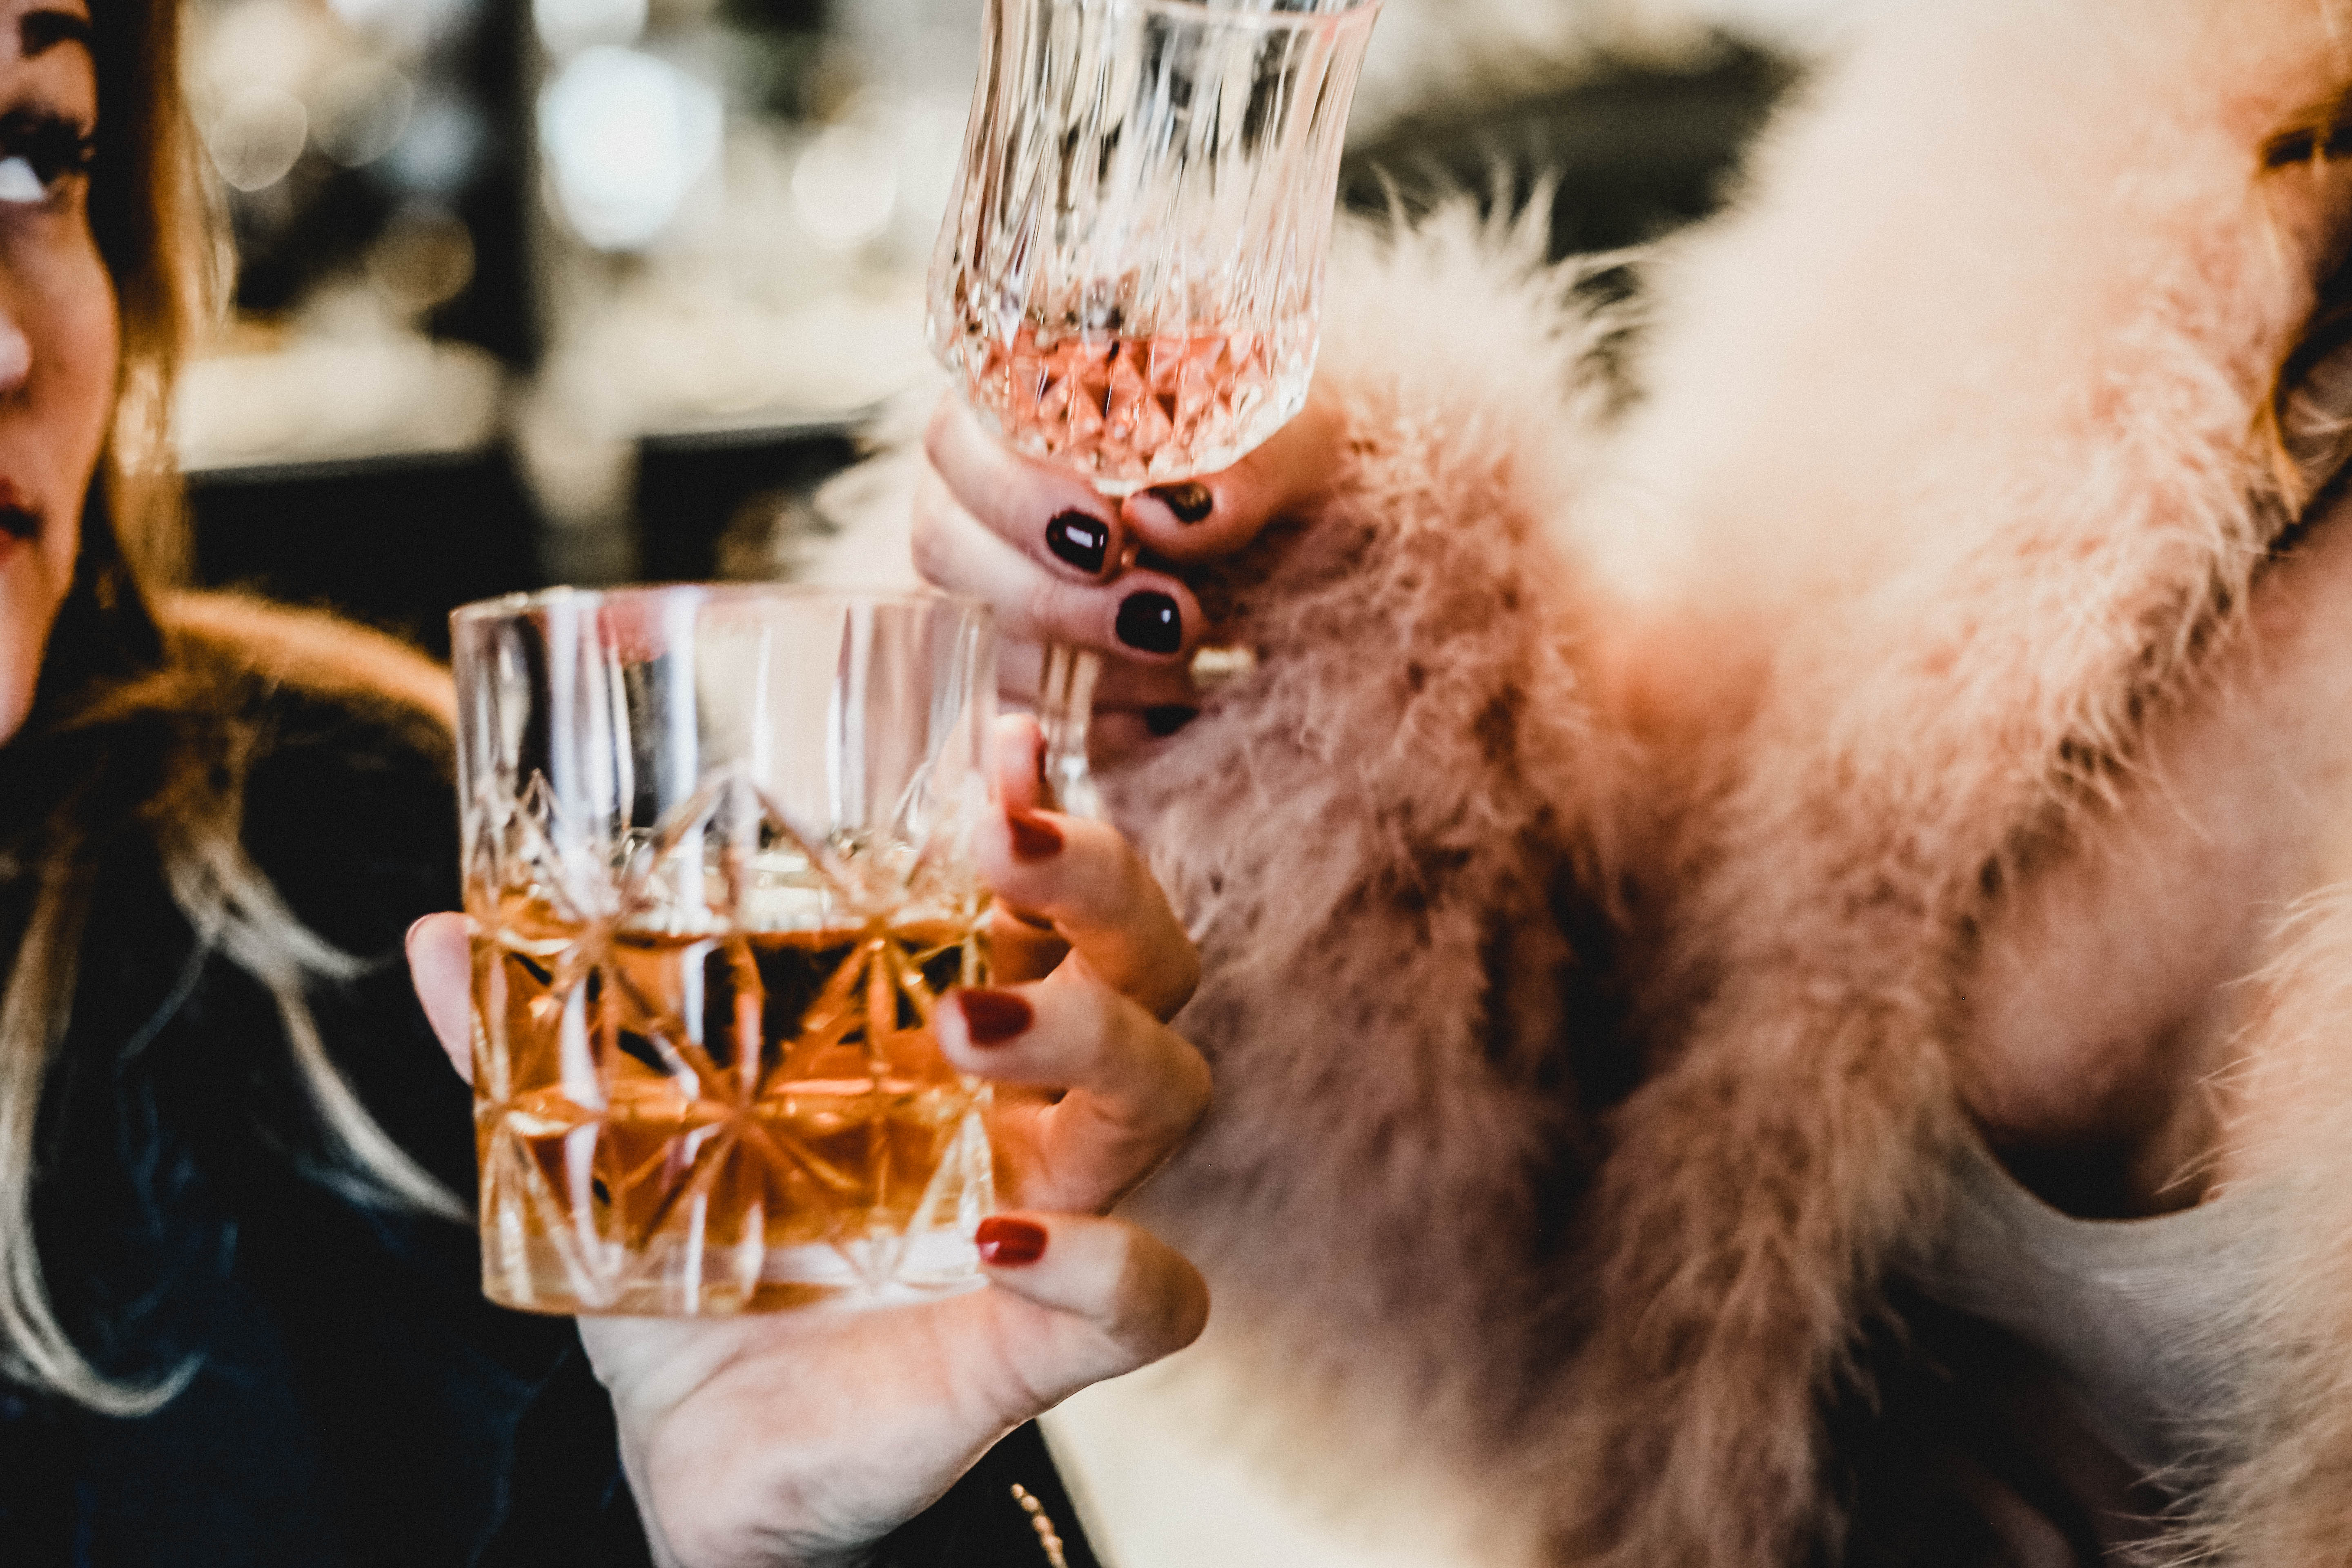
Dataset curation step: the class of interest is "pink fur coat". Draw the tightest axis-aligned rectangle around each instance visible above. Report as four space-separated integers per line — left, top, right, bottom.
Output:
1060 1 2352 1562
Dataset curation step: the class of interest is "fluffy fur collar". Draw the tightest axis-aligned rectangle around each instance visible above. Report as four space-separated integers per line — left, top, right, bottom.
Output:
824 3 2352 1557
1565 4 2352 1563
1099 1 2352 1562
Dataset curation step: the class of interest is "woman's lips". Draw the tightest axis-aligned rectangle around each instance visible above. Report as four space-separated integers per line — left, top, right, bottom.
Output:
0 480 35 542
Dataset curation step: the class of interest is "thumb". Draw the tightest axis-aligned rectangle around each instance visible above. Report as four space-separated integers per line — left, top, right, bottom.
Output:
405 912 475 1085
963 1212 1210 1414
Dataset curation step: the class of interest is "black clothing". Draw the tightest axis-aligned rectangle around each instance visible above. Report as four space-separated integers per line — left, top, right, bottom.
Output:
0 665 1086 1566
871 1424 1100 1568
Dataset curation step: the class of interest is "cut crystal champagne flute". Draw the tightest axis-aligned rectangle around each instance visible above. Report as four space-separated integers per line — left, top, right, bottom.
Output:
929 0 1381 815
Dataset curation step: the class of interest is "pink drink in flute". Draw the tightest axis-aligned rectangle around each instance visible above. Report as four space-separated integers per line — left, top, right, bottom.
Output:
929 0 1382 813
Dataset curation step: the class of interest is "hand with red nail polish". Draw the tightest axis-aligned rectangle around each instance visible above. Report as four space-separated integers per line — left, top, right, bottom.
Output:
959 987 1035 1044
1006 809 1064 862
976 1216 1049 1265
395 715 1215 1568
406 903 1205 1568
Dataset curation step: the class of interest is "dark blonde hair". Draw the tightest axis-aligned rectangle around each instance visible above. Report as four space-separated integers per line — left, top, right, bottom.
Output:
0 0 458 1416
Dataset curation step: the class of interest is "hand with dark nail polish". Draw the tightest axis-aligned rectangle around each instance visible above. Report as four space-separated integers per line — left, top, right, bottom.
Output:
1147 483 1214 523
1143 706 1200 737
1116 592 1184 655
1046 512 1111 575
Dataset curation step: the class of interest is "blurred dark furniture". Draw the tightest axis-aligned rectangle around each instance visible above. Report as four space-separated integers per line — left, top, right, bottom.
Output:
1341 37 1793 262
633 418 866 584
187 445 544 659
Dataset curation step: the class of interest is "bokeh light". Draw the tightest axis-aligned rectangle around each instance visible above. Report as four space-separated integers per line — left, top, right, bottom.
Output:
534 0 650 58
312 57 415 168
539 47 722 252
207 86 309 192
790 125 898 252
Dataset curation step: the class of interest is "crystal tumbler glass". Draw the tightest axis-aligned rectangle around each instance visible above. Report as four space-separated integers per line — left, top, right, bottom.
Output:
454 585 999 1316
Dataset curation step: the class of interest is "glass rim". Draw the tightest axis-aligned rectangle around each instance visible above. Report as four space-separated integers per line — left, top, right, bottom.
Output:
450 581 992 631
1088 0 1381 32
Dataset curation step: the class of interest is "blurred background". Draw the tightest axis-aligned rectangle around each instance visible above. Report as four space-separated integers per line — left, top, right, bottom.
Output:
174 0 1875 654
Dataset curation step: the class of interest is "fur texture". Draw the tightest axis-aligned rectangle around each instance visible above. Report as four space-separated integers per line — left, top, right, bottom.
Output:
1088 0 2352 1560
1106 205 1629 1530
2202 880 2352 1566
829 0 2352 1554
1543 5 2352 1563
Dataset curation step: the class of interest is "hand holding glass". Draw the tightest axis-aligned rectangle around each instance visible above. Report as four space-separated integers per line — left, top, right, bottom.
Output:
928 0 1381 811
455 586 999 1315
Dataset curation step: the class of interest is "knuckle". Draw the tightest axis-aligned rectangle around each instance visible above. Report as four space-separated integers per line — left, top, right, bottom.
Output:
1075 972 1129 1056
909 508 952 585
922 395 958 467
1021 576 1082 647
1164 942 1203 1016
1102 1228 1154 1337
1107 1234 1207 1358
1171 1038 1213 1131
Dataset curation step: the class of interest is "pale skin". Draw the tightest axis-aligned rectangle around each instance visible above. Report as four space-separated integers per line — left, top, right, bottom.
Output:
911 394 1344 757
407 715 1212 1568
911 394 2258 1219
0 0 123 748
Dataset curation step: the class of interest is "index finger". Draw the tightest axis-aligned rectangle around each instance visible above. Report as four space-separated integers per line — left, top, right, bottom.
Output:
405 912 474 1085
925 398 1127 587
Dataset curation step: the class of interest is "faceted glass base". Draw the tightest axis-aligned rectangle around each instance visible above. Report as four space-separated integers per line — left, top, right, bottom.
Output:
481 1210 993 1317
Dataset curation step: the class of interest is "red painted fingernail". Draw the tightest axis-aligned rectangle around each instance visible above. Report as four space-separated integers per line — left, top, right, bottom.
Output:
958 988 1034 1045
976 1216 1048 1265
1007 808 1064 861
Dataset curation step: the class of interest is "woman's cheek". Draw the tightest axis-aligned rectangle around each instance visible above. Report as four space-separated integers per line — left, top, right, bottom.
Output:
44 217 116 479
0 542 61 744
0 211 118 748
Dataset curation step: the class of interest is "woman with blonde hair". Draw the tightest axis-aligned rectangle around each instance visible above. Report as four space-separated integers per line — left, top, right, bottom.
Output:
909 0 2352 1560
0 1 1213 1562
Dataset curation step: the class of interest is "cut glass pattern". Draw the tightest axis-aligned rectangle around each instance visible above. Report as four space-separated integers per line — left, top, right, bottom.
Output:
929 0 1379 492
469 764 996 1316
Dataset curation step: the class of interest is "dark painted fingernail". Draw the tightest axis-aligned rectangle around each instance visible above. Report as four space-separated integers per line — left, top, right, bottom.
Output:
958 988 1034 1045
1143 706 1200 737
1007 808 1064 861
976 1216 1048 1266
1116 592 1183 655
1046 511 1111 575
1148 483 1213 524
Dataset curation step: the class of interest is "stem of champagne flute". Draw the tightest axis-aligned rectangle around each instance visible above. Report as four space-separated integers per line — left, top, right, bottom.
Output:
1035 640 1103 819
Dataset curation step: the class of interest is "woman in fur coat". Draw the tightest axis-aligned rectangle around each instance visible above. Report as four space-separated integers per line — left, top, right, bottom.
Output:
904 0 2352 1560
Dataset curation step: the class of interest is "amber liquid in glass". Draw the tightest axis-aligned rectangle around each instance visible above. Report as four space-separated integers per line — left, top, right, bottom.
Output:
473 893 994 1314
